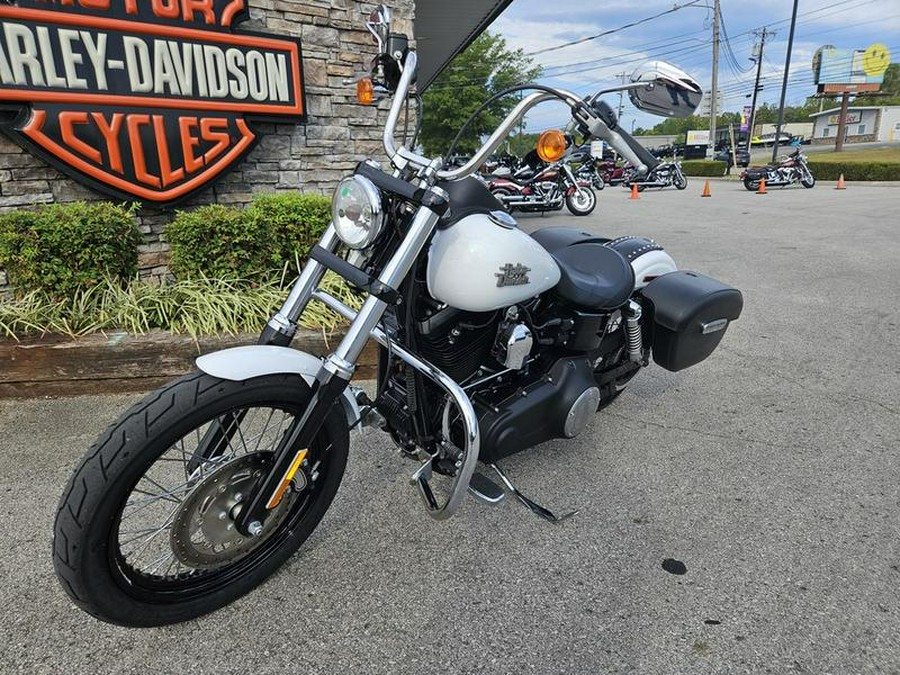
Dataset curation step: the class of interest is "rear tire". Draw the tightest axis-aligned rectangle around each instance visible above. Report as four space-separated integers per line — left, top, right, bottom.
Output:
743 176 760 191
490 186 515 213
52 372 349 627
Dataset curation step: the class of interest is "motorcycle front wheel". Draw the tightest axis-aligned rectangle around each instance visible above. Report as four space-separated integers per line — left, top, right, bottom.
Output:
673 171 687 190
801 173 815 188
565 186 596 216
52 372 349 627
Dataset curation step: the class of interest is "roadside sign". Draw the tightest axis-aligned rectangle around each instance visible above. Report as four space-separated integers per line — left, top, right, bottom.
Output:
686 129 710 145
740 105 752 133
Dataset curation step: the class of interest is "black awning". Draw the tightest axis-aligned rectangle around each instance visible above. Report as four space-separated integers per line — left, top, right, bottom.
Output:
414 0 514 90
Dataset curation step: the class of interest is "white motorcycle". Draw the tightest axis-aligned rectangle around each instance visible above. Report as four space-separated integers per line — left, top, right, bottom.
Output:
53 5 742 626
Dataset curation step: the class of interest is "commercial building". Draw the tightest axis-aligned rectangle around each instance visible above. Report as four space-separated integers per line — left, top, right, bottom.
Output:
808 106 900 145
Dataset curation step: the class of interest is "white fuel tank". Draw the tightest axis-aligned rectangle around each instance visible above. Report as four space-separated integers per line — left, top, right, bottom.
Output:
427 213 561 312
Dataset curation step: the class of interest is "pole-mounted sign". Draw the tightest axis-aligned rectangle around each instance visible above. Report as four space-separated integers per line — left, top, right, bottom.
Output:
0 0 306 204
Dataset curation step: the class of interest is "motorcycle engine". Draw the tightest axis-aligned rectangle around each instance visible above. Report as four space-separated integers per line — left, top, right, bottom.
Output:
415 305 499 382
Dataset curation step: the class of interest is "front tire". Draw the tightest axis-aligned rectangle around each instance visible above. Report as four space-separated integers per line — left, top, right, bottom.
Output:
566 186 597 216
801 172 815 188
673 171 687 190
52 372 349 627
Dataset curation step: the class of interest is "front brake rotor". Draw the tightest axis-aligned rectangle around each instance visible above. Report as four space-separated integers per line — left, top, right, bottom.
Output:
169 452 304 569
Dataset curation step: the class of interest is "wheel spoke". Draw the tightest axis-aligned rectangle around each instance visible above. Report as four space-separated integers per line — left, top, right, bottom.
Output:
114 403 331 585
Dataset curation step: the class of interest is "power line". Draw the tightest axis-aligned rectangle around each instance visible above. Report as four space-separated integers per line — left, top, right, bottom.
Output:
524 1 706 57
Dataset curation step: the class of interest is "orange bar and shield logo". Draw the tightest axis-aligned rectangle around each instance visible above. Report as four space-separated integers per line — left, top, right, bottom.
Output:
0 0 306 204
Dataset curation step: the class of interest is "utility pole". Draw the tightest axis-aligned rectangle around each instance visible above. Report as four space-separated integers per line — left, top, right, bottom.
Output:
709 0 720 156
771 0 799 162
746 28 771 150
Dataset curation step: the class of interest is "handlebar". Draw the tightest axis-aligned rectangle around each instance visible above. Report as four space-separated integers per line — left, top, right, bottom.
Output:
379 49 655 182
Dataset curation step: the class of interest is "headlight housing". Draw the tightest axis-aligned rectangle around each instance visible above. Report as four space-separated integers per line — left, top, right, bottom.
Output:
332 175 384 249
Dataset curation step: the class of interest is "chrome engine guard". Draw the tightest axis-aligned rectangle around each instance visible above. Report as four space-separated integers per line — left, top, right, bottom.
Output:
312 288 480 521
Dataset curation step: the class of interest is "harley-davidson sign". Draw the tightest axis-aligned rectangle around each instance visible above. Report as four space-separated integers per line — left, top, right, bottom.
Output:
0 0 306 204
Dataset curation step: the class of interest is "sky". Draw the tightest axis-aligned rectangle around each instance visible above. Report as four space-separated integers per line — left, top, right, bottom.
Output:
487 0 900 133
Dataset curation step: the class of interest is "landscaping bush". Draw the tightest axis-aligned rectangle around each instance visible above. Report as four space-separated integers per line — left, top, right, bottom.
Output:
0 201 140 299
804 161 900 181
165 204 278 281
681 160 728 177
165 192 331 281
249 192 331 263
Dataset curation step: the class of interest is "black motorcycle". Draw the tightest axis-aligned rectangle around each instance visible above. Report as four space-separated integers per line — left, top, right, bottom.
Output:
624 161 687 191
52 4 741 626
568 145 606 190
740 149 815 191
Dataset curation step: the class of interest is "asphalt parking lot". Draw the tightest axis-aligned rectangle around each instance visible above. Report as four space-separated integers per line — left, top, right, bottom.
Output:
1 180 899 674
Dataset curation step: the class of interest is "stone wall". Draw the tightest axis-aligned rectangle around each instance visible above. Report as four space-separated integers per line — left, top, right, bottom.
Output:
810 133 877 145
0 0 414 288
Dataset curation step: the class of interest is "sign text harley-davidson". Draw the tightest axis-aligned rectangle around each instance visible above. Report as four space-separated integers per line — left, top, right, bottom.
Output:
0 0 306 203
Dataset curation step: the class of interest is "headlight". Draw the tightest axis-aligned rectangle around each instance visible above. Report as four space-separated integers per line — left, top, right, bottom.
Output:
332 175 384 249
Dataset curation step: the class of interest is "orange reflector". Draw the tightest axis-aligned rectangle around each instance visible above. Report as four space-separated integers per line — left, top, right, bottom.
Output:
357 77 375 105
265 448 308 510
536 129 567 162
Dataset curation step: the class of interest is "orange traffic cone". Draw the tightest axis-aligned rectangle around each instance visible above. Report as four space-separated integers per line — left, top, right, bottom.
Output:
835 173 846 190
629 183 640 199
701 180 711 197
757 178 767 195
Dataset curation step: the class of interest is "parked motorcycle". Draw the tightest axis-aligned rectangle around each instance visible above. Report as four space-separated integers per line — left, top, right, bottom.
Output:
740 149 815 191
52 5 741 626
481 152 520 178
624 160 688 191
597 159 628 186
487 158 597 216
567 145 605 190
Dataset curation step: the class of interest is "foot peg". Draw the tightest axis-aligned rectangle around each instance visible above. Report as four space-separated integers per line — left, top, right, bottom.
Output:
468 472 506 504
490 463 578 523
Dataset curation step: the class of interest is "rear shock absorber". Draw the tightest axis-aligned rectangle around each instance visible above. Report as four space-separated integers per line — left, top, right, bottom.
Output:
624 300 644 363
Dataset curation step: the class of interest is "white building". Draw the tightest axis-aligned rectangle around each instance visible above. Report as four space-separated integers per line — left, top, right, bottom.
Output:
809 106 900 144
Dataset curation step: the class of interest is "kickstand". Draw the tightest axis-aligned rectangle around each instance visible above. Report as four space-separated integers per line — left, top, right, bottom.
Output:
490 463 578 524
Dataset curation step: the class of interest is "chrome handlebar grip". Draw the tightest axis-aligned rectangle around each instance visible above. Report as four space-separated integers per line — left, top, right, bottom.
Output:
601 127 648 176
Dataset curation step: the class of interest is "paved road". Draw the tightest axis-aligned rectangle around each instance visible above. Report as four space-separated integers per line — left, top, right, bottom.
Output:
2 181 899 674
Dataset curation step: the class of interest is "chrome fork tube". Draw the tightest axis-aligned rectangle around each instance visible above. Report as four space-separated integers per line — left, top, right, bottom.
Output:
324 204 443 379
264 225 340 338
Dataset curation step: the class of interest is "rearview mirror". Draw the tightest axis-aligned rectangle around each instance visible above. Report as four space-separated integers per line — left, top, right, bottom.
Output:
628 61 702 118
366 5 392 55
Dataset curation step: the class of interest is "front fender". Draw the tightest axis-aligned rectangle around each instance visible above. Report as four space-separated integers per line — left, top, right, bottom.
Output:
196 345 361 427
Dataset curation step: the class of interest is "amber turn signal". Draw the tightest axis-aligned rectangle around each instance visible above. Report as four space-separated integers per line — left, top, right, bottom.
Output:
536 129 567 162
356 77 375 105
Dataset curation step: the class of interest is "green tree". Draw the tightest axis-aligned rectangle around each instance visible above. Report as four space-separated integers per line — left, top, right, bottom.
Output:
421 32 542 156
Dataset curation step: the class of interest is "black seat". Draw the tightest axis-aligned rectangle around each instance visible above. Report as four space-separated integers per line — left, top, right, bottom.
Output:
549 243 635 310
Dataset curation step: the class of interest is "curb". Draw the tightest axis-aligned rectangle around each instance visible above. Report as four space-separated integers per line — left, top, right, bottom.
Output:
0 329 378 399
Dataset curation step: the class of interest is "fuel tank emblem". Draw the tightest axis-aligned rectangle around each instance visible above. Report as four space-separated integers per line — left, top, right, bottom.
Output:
495 263 531 288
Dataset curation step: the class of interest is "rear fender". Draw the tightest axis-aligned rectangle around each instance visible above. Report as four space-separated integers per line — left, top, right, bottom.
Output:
196 346 361 427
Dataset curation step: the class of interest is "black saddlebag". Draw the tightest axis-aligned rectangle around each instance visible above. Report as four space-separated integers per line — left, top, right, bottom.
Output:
641 271 743 372
745 166 769 179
